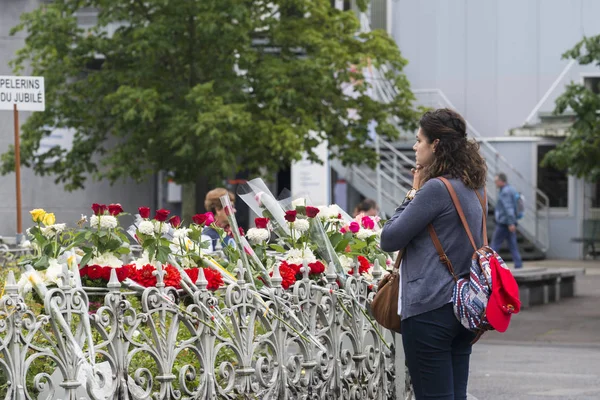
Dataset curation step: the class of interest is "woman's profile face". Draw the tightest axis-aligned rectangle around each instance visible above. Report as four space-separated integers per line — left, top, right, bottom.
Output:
413 128 436 167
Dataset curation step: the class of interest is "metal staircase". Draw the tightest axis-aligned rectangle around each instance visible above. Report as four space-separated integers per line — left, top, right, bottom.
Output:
333 13 550 253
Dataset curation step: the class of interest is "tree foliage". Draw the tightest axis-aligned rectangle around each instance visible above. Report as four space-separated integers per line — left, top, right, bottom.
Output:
2 0 419 190
543 35 600 181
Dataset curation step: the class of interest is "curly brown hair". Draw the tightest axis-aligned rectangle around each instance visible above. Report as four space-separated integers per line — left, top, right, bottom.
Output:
419 108 487 190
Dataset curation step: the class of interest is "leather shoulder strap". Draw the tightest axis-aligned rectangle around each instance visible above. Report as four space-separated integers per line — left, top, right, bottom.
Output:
474 189 488 246
392 249 403 272
437 177 478 251
427 224 458 281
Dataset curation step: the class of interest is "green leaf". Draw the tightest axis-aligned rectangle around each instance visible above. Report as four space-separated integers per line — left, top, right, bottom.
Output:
269 244 287 253
329 232 343 247
117 246 130 254
34 255 49 270
80 252 93 268
350 241 367 251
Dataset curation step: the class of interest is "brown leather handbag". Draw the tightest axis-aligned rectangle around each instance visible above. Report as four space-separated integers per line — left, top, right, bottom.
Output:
371 251 403 333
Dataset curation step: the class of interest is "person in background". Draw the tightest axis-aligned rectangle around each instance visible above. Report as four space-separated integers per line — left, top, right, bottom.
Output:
380 108 487 400
202 188 236 252
352 198 379 217
491 173 523 269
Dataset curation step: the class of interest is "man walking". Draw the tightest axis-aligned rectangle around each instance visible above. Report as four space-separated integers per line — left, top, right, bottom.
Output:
491 173 523 269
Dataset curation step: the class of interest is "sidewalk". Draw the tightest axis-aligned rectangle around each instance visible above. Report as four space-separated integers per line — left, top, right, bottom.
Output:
506 258 600 276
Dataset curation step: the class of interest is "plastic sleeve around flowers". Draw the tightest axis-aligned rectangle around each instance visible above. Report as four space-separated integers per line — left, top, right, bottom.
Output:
219 194 255 283
237 178 290 237
308 216 346 286
240 236 272 286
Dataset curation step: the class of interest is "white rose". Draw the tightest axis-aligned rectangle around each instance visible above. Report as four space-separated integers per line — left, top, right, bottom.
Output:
356 228 374 240
293 219 310 233
339 255 354 270
88 252 124 268
285 247 316 265
153 220 169 234
291 198 306 208
89 215 99 228
100 215 118 229
246 228 270 244
173 228 191 240
138 220 155 236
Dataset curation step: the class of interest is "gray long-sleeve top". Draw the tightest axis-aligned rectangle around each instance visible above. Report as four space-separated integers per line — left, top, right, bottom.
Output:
380 177 486 320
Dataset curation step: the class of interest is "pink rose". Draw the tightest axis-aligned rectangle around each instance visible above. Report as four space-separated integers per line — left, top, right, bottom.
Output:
361 216 375 230
349 221 360 233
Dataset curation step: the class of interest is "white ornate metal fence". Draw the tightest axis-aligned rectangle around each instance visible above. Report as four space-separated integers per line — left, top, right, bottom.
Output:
0 260 398 400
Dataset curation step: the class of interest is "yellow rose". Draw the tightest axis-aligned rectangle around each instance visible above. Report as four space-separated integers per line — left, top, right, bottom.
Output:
42 212 56 226
30 209 46 223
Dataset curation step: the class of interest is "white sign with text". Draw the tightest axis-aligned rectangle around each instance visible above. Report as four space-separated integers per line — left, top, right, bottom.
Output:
0 75 45 111
291 137 330 206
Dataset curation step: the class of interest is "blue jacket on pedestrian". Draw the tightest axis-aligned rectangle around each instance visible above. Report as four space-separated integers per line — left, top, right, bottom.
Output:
495 184 518 226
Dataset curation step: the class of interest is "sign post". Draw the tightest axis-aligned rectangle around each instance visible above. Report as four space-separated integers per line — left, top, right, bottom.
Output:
0 76 45 243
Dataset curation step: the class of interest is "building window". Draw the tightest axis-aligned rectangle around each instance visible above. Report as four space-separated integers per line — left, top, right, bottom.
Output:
537 144 569 208
584 77 600 94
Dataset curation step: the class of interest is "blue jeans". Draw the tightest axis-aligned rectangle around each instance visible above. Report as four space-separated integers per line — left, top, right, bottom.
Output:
402 304 476 400
491 223 523 268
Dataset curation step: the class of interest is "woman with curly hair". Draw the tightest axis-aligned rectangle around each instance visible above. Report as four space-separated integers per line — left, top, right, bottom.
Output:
380 108 487 400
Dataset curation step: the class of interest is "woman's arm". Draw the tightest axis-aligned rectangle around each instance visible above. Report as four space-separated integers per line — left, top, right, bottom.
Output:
380 179 449 252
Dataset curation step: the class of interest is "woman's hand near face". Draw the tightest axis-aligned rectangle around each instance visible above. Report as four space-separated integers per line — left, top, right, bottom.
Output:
411 164 424 189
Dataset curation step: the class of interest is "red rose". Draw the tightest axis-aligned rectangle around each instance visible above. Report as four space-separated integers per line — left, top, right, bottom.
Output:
238 227 245 236
280 261 302 276
255 217 270 229
132 264 157 287
100 267 112 281
224 205 234 216
92 203 107 216
349 221 360 233
87 265 103 280
169 216 181 228
270 263 297 289
192 213 207 225
138 207 150 219
284 210 297 223
305 206 320 218
108 203 123 216
185 268 199 283
192 212 214 226
361 216 375 230
203 268 224 291
309 261 326 275
116 264 134 282
154 209 171 222
163 264 182 289
79 266 89 278
357 255 371 274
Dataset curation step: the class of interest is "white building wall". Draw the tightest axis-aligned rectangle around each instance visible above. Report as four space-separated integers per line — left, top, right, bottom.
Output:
392 0 600 259
0 0 156 238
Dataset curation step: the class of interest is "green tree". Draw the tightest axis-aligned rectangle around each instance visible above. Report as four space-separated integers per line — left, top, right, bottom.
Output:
543 35 600 181
3 0 418 220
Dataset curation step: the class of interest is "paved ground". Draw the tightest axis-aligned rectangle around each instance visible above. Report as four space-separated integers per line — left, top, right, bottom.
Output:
467 261 600 399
